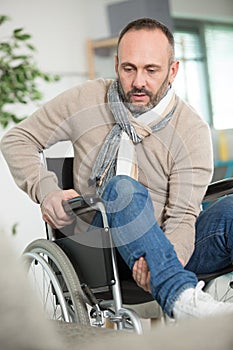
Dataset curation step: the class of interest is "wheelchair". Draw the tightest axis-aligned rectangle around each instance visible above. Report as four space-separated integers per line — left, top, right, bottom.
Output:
22 156 233 334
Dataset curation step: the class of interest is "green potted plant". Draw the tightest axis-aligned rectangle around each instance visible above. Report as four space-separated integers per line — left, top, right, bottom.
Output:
0 15 59 128
0 15 60 236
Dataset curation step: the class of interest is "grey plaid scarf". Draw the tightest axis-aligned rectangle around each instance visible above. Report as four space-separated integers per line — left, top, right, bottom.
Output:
89 80 177 195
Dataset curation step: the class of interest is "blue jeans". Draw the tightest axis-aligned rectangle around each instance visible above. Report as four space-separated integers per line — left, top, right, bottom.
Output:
92 175 233 316
92 175 195 316
186 195 233 273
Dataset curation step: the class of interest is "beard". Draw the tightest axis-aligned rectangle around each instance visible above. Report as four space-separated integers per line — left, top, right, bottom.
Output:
118 71 170 115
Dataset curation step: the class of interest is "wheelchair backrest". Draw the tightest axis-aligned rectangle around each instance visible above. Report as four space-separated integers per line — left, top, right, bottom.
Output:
46 157 116 289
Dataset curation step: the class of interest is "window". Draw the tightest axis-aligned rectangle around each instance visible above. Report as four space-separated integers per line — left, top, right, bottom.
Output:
173 21 233 130
205 24 233 129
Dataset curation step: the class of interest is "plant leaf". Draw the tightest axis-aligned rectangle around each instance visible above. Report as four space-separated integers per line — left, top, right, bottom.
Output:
11 222 19 235
0 15 60 129
0 15 10 25
14 33 31 41
13 28 24 35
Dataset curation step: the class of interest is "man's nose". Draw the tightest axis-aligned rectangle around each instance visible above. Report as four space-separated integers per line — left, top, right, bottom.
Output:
132 71 146 89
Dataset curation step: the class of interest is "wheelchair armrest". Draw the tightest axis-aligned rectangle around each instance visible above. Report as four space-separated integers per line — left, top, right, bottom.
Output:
204 178 233 202
63 195 102 215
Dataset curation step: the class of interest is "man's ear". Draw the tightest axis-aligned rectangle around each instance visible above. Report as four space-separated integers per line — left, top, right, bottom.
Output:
169 60 179 84
114 55 119 77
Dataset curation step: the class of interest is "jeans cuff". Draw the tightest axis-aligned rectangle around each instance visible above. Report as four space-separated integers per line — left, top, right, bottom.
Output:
164 283 197 317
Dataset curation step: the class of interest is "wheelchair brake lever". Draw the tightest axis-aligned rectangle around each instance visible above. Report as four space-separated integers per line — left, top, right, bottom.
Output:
62 196 86 217
62 194 102 215
61 199 76 217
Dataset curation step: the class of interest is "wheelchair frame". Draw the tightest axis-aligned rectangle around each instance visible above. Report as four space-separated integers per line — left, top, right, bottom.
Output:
22 155 233 334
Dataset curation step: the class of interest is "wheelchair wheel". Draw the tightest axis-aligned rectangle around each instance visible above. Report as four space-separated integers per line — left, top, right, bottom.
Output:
22 238 89 325
204 272 233 303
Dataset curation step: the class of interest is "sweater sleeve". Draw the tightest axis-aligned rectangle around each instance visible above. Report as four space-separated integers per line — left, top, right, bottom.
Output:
0 87 80 203
161 120 213 266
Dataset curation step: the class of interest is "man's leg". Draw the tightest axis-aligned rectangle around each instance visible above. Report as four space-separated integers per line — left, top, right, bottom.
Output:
92 176 233 319
92 175 197 317
185 195 233 274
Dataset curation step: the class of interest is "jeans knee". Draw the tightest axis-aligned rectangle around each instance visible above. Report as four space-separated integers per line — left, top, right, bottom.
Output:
103 175 148 200
217 195 233 219
102 175 152 217
222 194 233 207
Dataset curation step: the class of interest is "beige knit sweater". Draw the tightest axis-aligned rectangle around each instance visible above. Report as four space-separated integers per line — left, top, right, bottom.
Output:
1 78 213 264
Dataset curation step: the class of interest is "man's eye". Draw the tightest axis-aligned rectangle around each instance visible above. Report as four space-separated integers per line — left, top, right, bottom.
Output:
123 67 133 72
147 69 156 74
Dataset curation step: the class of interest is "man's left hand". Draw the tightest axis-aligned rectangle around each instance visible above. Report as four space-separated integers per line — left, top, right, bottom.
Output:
132 257 151 293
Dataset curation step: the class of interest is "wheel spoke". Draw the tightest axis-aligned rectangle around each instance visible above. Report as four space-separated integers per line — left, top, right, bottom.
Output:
22 239 89 325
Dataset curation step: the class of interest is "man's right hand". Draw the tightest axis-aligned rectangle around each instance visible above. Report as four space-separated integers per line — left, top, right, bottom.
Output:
41 189 79 229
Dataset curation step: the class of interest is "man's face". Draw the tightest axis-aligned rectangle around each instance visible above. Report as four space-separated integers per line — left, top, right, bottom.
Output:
115 29 179 113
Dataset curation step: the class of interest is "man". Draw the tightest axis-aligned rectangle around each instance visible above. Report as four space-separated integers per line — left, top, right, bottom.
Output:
1 18 233 320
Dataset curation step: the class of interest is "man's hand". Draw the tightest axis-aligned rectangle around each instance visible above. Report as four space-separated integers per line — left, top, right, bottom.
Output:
133 255 185 293
132 257 151 293
41 189 79 229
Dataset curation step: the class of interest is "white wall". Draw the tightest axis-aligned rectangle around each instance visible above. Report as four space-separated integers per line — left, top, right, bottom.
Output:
0 0 232 255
